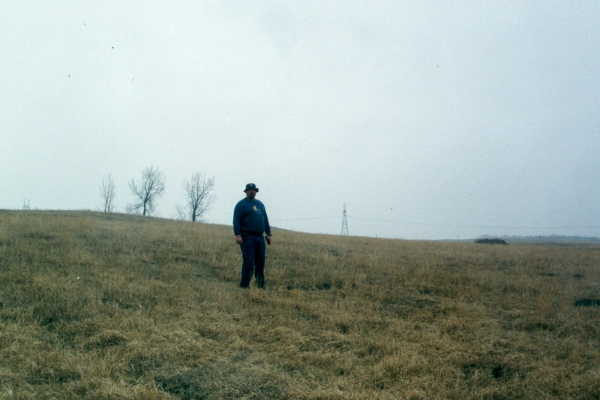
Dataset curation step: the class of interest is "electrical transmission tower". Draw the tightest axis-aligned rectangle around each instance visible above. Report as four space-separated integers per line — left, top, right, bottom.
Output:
340 203 349 236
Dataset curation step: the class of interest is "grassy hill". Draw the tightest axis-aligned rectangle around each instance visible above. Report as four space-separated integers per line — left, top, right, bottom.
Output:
0 211 599 399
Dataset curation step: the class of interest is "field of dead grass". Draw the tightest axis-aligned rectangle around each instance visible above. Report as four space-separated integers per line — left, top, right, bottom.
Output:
0 211 599 399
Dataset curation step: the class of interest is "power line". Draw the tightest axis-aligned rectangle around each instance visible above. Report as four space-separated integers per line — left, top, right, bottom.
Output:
272 216 339 222
347 215 600 230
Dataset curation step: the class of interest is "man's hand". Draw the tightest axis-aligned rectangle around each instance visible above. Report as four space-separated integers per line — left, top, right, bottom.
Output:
266 235 272 245
235 235 243 244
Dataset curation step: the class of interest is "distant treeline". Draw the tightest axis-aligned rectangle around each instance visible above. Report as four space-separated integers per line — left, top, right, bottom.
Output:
479 235 600 244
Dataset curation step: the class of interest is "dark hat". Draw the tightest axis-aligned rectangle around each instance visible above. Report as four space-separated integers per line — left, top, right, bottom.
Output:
244 183 259 192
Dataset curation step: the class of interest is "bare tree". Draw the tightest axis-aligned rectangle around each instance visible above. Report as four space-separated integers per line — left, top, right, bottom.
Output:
128 166 165 216
100 174 116 214
178 173 215 222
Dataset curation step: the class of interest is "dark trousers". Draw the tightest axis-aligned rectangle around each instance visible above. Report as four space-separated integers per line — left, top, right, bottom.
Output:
239 235 266 288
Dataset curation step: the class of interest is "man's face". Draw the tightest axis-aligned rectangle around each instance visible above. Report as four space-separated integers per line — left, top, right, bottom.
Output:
245 189 257 199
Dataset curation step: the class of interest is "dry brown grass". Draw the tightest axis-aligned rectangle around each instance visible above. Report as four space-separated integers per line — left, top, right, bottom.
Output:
0 211 599 399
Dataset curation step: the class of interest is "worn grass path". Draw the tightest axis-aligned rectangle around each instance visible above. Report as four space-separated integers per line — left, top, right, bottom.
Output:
1 211 599 399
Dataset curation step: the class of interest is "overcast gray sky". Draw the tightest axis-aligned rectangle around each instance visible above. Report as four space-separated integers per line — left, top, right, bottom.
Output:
2 1 599 239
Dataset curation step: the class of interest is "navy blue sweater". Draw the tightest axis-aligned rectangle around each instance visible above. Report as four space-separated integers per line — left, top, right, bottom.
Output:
233 198 271 236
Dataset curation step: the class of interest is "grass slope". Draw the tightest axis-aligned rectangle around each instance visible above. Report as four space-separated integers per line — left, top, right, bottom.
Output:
0 211 599 399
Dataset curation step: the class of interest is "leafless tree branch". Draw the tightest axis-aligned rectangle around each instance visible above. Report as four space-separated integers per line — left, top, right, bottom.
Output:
128 166 165 216
180 173 214 222
100 174 116 214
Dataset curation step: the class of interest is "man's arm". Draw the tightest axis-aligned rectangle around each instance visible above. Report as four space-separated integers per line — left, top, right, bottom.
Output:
233 203 243 243
263 204 272 237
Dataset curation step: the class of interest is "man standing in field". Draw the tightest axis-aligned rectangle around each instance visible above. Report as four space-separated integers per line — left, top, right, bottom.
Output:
233 183 272 289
